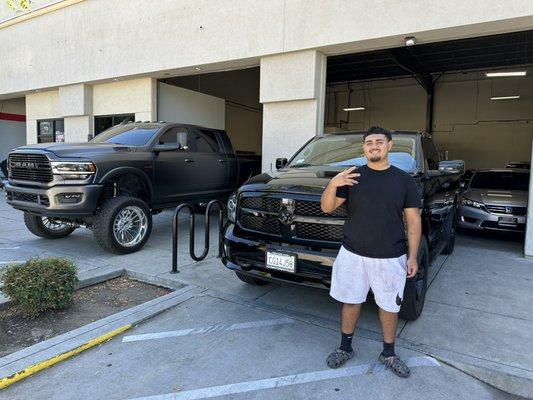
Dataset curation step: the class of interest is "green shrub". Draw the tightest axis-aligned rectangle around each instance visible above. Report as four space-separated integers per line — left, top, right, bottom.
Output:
0 257 78 318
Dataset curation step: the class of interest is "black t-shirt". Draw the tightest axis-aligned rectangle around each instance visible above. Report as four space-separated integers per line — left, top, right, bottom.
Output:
336 164 420 258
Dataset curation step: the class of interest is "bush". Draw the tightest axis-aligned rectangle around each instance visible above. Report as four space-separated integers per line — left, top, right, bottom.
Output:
0 257 78 318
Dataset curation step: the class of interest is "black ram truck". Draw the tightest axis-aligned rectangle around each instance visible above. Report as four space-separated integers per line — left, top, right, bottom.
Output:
222 131 462 320
5 122 260 254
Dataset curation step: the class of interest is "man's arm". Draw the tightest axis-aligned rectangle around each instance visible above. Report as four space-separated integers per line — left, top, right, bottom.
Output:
404 207 421 278
320 166 359 213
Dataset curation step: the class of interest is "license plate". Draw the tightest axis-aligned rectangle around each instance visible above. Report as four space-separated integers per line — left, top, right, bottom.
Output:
265 251 296 273
498 216 518 226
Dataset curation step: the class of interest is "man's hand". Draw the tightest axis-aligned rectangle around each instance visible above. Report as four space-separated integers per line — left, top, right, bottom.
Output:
406 257 418 278
330 166 360 188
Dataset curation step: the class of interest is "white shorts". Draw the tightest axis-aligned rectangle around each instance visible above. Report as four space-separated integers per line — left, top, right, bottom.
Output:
329 246 407 313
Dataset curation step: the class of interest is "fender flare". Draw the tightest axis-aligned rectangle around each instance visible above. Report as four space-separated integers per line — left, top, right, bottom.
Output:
98 167 153 203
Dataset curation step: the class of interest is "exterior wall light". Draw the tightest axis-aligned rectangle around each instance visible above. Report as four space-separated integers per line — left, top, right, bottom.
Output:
404 36 416 46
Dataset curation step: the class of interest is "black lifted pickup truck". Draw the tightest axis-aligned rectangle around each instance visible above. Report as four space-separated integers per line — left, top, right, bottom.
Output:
5 122 260 254
223 131 463 320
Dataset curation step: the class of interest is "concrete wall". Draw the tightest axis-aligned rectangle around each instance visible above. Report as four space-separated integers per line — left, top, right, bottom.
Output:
164 68 262 154
2 0 533 97
0 98 26 163
325 70 533 169
158 82 225 130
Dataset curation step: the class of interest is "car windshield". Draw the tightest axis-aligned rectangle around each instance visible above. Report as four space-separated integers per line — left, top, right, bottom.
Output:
470 171 530 191
91 124 161 146
288 133 419 173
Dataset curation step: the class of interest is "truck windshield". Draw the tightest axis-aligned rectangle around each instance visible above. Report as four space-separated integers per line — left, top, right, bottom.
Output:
288 133 419 173
470 171 530 191
91 125 160 146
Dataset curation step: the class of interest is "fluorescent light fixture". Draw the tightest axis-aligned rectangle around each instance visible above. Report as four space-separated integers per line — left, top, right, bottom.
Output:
343 107 366 111
490 95 520 100
486 71 526 77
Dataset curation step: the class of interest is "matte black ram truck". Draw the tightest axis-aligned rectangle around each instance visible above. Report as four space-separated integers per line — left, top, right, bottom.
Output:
5 122 260 254
222 131 462 320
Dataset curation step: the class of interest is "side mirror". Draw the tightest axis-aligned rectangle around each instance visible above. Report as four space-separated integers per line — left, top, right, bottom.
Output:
276 158 288 169
438 160 465 174
153 143 182 152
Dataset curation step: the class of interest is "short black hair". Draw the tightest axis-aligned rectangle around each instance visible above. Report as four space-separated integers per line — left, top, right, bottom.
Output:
363 126 392 141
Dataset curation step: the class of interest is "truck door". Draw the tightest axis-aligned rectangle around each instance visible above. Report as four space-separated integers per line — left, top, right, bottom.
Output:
422 136 454 251
153 126 199 204
187 128 230 196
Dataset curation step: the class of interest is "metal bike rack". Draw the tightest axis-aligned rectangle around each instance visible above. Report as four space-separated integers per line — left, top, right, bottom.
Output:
171 199 224 273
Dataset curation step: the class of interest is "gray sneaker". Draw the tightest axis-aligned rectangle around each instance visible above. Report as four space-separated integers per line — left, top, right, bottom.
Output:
379 353 411 377
326 348 355 368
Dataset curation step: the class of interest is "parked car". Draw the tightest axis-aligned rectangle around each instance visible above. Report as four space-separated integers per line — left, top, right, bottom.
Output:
458 168 529 233
506 161 530 170
222 131 462 321
0 158 7 189
4 122 261 253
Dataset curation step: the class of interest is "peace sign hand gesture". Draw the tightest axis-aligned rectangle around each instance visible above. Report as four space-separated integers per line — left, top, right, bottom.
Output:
330 166 360 188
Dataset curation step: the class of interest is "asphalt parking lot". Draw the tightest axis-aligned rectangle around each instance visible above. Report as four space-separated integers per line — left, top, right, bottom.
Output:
0 195 532 399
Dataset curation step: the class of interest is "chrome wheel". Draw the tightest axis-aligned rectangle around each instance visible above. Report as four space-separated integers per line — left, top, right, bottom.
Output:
113 206 148 247
42 217 70 231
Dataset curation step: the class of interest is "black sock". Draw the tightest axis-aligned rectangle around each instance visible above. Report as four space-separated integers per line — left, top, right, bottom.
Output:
382 341 395 357
339 331 354 352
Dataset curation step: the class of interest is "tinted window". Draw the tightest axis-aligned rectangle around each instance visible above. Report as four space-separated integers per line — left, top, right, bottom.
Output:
158 127 188 146
91 125 160 146
288 133 419 173
190 129 220 153
470 171 529 191
422 137 440 170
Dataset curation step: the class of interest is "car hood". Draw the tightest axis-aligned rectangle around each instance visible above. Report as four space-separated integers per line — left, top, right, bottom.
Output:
12 143 135 158
463 188 528 207
239 165 417 195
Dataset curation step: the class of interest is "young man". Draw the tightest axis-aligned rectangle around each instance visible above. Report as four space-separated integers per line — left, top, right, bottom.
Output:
320 126 421 377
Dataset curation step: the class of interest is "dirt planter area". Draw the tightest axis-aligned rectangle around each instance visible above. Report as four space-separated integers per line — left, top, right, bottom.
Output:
0 276 171 357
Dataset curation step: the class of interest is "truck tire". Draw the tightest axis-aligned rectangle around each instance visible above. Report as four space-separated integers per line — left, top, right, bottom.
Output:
93 196 152 254
23 213 75 239
442 207 457 255
234 271 269 286
399 237 429 321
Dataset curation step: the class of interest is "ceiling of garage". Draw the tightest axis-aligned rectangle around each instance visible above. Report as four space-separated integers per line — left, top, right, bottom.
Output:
327 30 533 84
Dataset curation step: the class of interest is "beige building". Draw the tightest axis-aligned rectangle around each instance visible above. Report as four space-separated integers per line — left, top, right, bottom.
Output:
1 0 533 254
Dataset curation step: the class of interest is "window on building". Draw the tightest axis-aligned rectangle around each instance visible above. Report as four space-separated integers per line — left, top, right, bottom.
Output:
37 119 64 143
94 114 135 136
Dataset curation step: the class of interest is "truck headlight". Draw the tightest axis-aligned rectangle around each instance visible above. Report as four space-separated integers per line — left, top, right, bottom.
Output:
460 197 483 209
51 161 96 180
227 194 237 223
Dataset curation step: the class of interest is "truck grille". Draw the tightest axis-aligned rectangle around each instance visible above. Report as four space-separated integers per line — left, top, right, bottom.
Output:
6 191 50 206
294 222 344 241
238 194 345 242
485 205 527 216
8 153 53 183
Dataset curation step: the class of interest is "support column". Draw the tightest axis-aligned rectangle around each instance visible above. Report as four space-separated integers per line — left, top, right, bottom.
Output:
525 140 533 258
260 50 326 173
59 84 93 142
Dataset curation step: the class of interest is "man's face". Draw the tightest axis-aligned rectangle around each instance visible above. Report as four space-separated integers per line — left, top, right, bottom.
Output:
363 134 393 163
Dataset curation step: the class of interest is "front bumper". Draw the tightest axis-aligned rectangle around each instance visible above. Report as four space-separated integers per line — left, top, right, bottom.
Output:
222 223 340 289
4 182 103 217
457 204 526 232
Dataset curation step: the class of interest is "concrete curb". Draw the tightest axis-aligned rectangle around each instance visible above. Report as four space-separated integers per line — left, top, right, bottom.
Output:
0 284 203 389
0 265 124 310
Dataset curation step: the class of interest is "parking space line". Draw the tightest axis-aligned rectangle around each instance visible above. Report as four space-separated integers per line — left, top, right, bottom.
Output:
0 247 20 250
122 317 294 343
127 356 440 400
0 260 25 264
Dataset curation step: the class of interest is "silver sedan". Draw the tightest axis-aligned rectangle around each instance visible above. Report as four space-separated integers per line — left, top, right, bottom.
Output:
458 168 529 233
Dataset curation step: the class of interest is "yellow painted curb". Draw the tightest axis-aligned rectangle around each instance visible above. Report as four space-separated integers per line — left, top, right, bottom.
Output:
0 324 131 390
